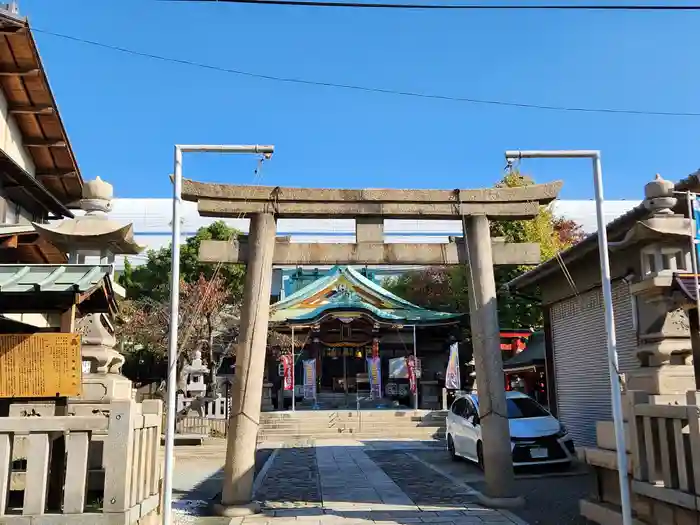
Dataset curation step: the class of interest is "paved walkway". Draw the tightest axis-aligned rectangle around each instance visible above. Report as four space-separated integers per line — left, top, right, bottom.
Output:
172 438 527 525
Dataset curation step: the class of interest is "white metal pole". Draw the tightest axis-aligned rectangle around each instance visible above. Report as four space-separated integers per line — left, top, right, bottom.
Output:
684 193 700 327
413 325 418 410
504 149 632 525
291 325 295 412
592 154 633 525
162 145 183 525
160 144 273 524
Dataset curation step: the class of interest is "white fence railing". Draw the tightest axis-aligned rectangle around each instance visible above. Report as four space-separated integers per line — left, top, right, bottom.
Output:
0 398 162 523
177 394 231 419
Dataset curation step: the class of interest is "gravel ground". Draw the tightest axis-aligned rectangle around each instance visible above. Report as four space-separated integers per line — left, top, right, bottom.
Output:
255 447 322 508
411 449 596 525
173 446 275 523
365 450 480 508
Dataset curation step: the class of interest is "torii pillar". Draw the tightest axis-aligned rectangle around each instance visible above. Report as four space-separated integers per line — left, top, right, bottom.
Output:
183 179 563 512
216 213 276 515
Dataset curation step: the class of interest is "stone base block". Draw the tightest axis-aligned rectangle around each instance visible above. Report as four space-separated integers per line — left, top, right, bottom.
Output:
596 421 630 453
625 366 695 395
212 501 261 517
72 373 134 404
579 499 645 525
475 493 525 509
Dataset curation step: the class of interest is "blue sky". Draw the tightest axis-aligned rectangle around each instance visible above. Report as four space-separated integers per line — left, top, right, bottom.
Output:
21 0 700 200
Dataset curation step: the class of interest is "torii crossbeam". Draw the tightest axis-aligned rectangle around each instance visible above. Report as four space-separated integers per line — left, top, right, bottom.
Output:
182 178 563 512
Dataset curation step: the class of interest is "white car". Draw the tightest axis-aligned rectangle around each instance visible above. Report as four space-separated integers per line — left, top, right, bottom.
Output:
446 391 575 468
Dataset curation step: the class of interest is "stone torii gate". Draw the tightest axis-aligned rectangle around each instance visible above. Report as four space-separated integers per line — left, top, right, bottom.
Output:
181 178 563 513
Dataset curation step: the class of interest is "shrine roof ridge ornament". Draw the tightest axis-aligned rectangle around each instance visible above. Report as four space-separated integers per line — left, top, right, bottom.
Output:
181 179 564 220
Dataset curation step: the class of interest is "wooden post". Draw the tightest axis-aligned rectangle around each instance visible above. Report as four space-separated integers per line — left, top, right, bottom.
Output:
59 305 76 333
688 309 700 390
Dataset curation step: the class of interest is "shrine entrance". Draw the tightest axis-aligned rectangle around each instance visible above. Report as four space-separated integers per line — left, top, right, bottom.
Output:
182 175 562 508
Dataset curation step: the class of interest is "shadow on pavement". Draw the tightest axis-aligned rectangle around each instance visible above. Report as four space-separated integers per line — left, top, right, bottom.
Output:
171 440 595 524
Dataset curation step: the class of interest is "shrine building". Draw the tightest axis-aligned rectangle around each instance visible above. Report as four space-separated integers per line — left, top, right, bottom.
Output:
266 265 464 410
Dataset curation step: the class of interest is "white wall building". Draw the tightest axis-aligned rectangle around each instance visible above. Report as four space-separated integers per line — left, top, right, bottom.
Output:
88 197 639 299
103 197 639 271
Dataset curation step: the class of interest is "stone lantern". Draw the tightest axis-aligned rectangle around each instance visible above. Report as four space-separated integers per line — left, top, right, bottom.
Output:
33 177 145 404
609 174 695 394
183 350 210 398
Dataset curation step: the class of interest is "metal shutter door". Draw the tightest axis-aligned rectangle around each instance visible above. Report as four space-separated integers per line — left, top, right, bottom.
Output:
551 280 637 448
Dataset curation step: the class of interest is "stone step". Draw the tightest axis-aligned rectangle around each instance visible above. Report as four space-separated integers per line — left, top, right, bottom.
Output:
257 432 446 442
258 430 446 440
259 420 446 427
259 424 445 432
579 499 646 525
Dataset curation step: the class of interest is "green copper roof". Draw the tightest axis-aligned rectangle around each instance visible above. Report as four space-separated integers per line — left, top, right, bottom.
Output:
270 265 462 326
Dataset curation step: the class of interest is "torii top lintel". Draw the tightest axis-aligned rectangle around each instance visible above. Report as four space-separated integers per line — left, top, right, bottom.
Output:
181 179 564 220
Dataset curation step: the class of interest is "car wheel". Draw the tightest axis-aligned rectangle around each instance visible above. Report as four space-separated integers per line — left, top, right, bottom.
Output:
448 435 459 462
477 441 484 470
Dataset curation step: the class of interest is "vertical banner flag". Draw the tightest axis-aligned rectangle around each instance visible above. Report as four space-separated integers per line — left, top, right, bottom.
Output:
445 342 461 390
367 356 382 399
693 197 700 265
281 354 293 391
303 359 317 400
372 338 379 359
406 355 417 394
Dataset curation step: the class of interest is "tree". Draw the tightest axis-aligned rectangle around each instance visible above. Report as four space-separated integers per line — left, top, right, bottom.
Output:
118 221 245 302
383 170 585 331
117 274 237 388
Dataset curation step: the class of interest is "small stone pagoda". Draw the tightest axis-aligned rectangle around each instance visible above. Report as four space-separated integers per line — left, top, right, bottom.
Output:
33 177 145 405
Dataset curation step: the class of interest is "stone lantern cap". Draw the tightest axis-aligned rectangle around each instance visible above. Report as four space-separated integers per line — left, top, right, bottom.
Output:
609 174 690 251
643 174 677 215
31 176 145 255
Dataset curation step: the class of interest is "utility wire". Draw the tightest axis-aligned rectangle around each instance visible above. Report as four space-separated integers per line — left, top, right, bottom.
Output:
162 0 700 10
31 27 700 117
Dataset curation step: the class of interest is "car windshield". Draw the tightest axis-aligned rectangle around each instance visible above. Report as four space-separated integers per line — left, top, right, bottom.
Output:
506 397 549 419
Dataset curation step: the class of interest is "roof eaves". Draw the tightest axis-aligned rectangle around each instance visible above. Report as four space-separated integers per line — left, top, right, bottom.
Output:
24 23 83 195
506 169 700 291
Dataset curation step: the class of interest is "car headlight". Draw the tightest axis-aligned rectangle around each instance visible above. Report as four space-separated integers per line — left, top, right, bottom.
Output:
555 423 569 439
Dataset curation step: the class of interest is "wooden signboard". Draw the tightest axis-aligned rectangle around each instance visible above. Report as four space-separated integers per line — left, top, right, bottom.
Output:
0 334 81 398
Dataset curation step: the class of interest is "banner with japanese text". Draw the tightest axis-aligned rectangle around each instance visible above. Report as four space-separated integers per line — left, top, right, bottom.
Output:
406 355 417 394
281 354 293 391
303 359 317 400
366 356 382 399
445 342 461 390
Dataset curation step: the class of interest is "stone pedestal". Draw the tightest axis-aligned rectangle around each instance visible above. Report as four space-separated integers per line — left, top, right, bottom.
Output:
262 383 273 411
72 313 133 408
421 380 440 409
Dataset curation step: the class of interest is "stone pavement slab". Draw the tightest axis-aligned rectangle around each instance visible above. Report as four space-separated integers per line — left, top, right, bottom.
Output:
171 437 526 524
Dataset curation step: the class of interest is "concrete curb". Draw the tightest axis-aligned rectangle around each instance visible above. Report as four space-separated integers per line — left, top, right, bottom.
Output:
253 447 280 499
